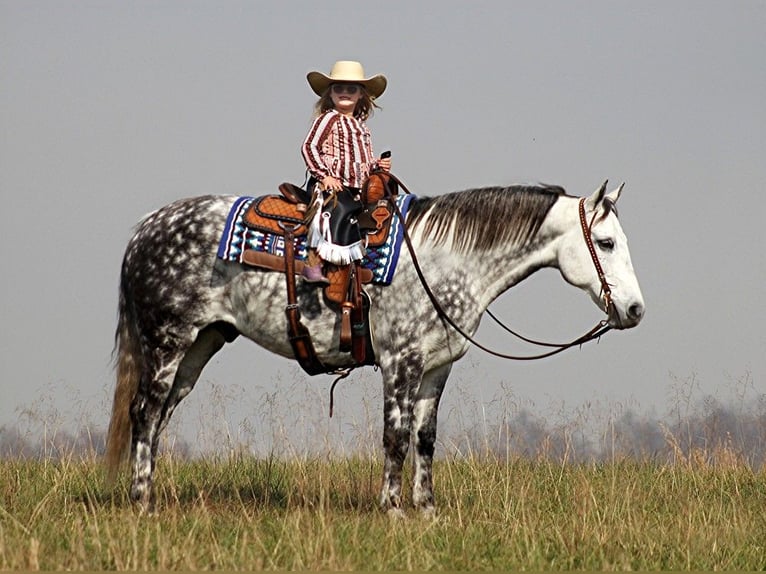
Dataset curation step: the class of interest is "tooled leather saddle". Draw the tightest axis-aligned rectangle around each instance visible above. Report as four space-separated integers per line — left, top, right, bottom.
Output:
240 172 398 375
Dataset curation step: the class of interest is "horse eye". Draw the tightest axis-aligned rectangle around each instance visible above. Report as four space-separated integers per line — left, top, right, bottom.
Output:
597 238 615 251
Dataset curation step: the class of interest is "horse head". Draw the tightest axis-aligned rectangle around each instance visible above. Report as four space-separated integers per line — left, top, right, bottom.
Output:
555 181 645 329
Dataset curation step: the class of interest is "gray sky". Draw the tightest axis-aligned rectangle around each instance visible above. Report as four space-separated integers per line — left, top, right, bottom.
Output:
1 1 764 447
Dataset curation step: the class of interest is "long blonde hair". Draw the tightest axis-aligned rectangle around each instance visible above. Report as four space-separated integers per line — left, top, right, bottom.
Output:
313 86 381 121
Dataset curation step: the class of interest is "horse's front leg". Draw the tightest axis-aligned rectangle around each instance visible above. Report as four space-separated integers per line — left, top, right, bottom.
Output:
411 363 451 514
379 353 424 514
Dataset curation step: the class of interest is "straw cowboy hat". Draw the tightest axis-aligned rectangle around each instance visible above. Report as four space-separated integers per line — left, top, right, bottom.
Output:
307 60 387 99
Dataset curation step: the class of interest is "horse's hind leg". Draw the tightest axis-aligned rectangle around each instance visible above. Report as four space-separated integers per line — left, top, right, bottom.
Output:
129 349 185 510
156 323 236 441
130 324 235 510
411 363 451 513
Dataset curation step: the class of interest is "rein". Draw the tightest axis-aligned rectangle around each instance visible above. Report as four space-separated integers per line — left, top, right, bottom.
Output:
382 173 613 360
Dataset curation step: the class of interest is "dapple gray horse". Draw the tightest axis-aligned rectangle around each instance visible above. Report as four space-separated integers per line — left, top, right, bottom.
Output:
106 181 644 514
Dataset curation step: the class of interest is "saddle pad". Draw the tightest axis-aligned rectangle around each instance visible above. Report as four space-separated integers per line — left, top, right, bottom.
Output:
217 197 309 263
363 193 413 284
217 194 414 285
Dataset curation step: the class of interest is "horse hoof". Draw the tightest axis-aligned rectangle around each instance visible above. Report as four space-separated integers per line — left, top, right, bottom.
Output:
387 507 406 520
130 486 156 514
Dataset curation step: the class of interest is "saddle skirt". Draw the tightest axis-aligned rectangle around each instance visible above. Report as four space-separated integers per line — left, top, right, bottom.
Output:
242 195 307 236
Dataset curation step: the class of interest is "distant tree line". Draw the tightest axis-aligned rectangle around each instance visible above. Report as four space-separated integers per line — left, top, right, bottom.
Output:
2 394 764 468
455 397 766 468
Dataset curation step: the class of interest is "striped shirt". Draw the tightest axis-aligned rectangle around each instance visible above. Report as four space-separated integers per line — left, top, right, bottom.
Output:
301 110 378 188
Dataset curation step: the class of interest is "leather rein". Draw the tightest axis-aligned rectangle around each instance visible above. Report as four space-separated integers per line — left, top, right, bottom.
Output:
383 174 615 360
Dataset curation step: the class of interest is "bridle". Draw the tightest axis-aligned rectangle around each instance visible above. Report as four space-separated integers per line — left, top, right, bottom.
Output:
382 174 616 360
578 196 615 318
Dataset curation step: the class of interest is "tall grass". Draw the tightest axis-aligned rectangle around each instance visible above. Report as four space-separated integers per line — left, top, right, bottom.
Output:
1 451 764 570
1 371 764 569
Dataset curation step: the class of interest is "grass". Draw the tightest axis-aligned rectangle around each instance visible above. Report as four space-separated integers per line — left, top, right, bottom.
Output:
1 452 765 570
2 371 764 569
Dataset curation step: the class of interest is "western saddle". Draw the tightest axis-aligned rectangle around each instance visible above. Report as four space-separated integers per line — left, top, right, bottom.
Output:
240 172 398 375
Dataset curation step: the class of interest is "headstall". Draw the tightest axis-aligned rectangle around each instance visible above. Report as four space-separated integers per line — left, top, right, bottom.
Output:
578 197 614 318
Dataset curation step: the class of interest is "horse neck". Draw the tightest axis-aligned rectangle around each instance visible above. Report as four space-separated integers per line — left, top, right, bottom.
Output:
405 197 568 309
469 228 562 308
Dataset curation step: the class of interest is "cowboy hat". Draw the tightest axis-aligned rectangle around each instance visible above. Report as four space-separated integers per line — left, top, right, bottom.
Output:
307 60 387 99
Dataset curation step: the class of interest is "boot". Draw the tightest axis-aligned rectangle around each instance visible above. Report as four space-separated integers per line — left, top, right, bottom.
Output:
302 264 330 285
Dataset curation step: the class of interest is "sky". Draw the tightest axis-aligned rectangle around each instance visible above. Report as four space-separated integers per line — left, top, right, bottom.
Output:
1 1 764 451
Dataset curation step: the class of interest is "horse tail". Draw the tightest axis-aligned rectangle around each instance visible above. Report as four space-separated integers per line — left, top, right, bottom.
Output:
104 276 142 483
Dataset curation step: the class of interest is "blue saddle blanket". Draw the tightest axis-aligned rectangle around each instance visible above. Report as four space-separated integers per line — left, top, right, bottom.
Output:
217 194 414 285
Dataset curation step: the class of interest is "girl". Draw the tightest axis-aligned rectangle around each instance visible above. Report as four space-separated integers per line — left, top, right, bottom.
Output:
301 60 391 283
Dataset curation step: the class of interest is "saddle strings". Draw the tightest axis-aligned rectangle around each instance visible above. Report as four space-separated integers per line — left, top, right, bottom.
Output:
381 172 612 361
328 368 353 417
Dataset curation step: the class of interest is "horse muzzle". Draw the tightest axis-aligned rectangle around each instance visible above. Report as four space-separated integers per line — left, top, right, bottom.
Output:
608 298 645 330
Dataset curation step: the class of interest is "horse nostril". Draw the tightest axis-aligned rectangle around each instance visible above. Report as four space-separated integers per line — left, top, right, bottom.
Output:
628 302 644 321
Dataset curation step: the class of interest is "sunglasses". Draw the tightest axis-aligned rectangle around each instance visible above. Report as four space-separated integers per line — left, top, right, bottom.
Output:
331 84 361 95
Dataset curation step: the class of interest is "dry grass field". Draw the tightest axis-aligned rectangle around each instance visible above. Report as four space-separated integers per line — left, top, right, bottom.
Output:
1 448 764 570
2 373 764 569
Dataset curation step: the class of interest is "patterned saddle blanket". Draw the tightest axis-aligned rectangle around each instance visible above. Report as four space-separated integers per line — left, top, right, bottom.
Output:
217 194 414 285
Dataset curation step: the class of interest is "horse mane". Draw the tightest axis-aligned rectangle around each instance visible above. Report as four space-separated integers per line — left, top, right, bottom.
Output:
406 184 568 253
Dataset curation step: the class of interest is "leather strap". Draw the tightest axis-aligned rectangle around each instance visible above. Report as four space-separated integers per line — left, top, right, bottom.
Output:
243 250 305 274
280 222 326 375
578 197 614 315
340 303 353 351
242 249 374 284
350 262 367 364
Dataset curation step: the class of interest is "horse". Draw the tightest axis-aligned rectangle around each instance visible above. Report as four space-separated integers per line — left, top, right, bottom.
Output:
105 180 644 514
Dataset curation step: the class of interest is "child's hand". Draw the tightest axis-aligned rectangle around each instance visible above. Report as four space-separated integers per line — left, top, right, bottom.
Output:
378 157 392 172
321 176 343 192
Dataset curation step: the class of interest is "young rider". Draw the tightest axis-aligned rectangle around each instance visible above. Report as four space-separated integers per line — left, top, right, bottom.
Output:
300 60 391 283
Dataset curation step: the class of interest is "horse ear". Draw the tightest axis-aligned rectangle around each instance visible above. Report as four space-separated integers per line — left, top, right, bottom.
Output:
606 182 624 204
585 180 608 211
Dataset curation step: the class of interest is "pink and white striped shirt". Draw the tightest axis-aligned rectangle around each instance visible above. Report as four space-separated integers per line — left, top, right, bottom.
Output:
301 110 378 188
